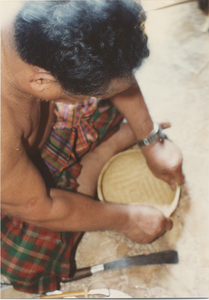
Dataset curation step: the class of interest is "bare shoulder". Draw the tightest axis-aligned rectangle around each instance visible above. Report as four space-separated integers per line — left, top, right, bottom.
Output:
1 97 48 214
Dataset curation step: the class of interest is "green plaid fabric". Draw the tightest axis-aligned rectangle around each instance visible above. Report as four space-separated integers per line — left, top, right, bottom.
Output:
1 98 123 294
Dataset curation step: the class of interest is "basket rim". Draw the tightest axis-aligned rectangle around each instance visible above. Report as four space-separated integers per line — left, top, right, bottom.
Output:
97 148 181 217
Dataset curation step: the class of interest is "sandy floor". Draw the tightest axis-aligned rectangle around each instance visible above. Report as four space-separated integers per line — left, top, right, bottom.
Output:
1 0 209 298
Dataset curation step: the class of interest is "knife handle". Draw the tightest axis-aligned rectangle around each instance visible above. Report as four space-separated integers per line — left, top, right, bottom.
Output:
62 267 92 282
40 290 87 298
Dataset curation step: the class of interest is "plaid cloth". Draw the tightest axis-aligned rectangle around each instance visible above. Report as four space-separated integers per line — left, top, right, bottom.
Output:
1 98 123 294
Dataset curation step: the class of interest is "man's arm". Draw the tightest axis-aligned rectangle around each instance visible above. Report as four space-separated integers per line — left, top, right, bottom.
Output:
110 82 185 190
1 131 172 244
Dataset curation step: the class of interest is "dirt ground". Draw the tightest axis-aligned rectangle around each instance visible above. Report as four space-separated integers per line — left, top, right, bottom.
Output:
1 0 209 298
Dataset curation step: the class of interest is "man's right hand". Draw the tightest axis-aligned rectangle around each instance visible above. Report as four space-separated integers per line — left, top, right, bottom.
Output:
120 204 173 244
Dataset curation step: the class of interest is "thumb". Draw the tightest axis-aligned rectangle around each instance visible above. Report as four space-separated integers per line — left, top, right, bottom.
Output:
165 218 173 231
157 120 171 129
170 180 176 191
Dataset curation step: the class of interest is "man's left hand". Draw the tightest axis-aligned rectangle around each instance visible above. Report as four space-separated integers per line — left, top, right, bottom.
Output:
141 138 185 190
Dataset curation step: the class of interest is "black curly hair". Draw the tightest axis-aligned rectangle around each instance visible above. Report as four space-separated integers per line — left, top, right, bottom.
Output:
14 0 149 95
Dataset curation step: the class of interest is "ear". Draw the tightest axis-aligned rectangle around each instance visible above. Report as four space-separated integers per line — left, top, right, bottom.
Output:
29 72 57 92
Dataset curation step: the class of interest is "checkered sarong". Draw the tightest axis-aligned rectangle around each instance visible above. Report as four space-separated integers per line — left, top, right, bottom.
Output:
1 98 123 294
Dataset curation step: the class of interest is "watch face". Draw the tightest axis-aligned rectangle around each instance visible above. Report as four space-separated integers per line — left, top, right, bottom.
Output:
153 122 159 132
159 126 167 139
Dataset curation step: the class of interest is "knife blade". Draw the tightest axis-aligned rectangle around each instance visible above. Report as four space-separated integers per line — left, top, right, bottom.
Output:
62 250 178 282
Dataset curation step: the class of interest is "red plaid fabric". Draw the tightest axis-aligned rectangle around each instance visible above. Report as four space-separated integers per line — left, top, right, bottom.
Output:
1 213 79 294
1 98 123 294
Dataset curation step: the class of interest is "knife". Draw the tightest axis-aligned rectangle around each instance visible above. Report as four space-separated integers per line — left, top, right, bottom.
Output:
62 250 178 282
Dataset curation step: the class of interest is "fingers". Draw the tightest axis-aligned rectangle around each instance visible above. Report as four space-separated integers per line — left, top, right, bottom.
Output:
161 165 185 190
146 217 173 244
165 217 173 231
125 205 174 244
156 120 171 129
170 179 176 191
154 217 173 242
170 168 185 189
176 169 185 186
144 138 185 190
167 175 185 191
159 174 178 190
169 151 185 186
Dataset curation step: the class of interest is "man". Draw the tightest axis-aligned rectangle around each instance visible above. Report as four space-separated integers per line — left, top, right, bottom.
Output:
1 0 185 294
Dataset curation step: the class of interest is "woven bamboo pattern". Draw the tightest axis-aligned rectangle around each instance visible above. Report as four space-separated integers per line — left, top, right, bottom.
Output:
97 149 180 217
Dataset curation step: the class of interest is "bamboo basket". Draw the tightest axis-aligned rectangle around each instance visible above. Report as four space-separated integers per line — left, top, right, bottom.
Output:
97 149 180 217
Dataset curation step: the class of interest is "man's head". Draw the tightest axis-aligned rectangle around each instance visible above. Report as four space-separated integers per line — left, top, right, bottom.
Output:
14 0 149 97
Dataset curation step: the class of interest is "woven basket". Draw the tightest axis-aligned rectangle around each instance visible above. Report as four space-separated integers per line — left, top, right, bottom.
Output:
97 149 180 217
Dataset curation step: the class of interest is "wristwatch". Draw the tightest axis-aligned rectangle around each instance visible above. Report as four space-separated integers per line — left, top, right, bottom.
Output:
137 123 167 147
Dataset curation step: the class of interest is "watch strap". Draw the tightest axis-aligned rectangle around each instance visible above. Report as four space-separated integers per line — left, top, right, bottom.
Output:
137 123 167 147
